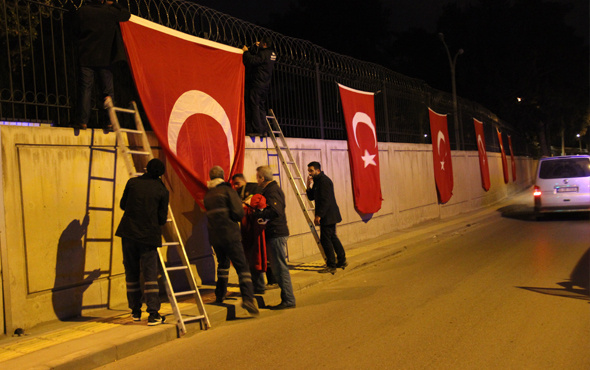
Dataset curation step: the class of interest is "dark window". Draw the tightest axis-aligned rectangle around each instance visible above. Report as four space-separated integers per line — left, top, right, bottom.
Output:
539 158 590 179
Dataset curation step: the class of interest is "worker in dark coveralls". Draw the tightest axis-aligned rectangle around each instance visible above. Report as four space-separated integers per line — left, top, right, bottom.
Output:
115 158 168 326
204 166 259 316
254 165 296 310
242 37 277 136
306 161 347 274
73 0 130 129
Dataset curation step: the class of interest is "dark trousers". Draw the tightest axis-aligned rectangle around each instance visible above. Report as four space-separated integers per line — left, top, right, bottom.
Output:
320 224 346 268
78 66 114 126
121 238 160 314
213 240 255 302
248 87 269 135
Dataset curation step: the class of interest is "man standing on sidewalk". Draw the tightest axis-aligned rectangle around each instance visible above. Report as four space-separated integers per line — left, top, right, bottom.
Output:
115 158 168 326
255 166 296 310
306 161 347 274
204 166 259 316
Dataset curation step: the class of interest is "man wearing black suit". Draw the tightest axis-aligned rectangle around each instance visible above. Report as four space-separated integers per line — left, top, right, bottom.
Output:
306 161 347 274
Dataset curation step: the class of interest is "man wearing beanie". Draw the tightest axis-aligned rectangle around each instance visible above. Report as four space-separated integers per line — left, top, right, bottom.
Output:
204 166 259 316
116 158 169 325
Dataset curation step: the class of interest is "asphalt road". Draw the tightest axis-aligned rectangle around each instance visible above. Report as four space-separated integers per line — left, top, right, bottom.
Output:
100 205 590 369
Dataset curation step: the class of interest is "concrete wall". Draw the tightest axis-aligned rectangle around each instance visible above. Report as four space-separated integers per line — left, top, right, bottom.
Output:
0 126 536 333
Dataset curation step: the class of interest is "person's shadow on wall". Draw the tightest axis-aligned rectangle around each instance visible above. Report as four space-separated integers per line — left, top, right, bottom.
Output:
52 215 101 321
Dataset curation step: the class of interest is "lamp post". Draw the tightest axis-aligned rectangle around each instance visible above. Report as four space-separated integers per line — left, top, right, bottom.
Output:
438 33 463 151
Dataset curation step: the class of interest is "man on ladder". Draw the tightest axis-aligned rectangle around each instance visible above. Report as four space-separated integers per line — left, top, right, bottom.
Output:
115 158 168 325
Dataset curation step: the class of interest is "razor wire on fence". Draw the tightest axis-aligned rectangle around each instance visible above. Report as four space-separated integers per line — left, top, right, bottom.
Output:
0 0 532 155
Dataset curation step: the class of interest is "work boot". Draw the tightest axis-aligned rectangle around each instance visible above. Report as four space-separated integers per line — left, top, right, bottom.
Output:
241 299 260 316
318 266 336 274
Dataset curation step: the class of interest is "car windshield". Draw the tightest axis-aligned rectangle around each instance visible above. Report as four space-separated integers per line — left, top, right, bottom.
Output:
539 158 590 179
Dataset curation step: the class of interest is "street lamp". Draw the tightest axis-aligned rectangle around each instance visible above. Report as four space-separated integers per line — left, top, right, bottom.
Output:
577 134 582 151
438 33 464 150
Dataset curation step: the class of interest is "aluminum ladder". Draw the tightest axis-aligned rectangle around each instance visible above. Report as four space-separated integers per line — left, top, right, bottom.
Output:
264 109 325 260
105 96 210 334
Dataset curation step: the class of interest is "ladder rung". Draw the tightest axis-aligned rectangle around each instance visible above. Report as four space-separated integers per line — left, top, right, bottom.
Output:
166 266 188 272
114 107 136 114
85 238 112 242
174 290 197 297
292 176 301 180
88 206 113 212
162 242 180 247
127 150 150 155
119 128 143 134
90 176 114 181
182 315 206 323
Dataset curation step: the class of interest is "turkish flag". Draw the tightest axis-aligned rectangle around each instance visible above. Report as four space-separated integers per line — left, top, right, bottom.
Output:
473 119 490 191
508 135 516 182
496 128 509 183
338 83 382 215
120 16 245 203
428 108 453 203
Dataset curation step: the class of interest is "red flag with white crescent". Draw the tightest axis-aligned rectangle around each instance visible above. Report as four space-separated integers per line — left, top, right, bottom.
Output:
473 119 490 191
508 135 516 182
428 108 453 203
338 83 382 215
120 16 245 203
496 128 509 183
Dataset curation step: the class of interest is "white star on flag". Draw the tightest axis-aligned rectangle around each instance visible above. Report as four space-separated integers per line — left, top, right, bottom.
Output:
361 150 377 168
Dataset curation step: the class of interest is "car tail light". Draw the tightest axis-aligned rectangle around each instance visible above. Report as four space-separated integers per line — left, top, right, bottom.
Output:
533 186 542 197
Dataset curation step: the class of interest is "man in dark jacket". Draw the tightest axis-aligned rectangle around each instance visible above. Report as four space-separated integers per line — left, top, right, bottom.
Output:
73 0 130 129
306 161 347 274
255 165 296 310
115 158 168 325
204 166 259 316
242 37 277 136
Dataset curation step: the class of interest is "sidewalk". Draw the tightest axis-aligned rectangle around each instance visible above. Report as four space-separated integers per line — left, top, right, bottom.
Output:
0 202 505 369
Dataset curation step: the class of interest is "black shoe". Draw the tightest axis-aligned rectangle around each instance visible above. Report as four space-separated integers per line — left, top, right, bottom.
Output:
270 302 296 310
336 261 349 269
131 310 141 321
241 300 260 316
147 313 165 326
215 294 226 304
318 266 336 274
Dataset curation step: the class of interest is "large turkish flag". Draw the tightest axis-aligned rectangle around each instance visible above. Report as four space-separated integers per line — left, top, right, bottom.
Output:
120 16 245 203
496 128 509 184
338 83 382 215
508 135 516 182
473 119 490 191
429 108 453 203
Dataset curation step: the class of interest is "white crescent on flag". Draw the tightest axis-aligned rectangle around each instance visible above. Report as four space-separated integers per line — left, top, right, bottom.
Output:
352 112 377 148
477 134 486 164
437 130 447 170
167 90 235 166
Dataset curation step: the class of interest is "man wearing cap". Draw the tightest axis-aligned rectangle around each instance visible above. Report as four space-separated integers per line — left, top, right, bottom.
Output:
115 158 169 325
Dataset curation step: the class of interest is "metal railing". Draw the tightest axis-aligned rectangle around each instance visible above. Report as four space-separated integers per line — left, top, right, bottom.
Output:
0 0 532 155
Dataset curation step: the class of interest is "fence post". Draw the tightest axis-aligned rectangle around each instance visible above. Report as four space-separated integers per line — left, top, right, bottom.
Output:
314 61 325 140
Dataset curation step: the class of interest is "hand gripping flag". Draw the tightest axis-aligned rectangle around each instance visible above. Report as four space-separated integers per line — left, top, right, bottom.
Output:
496 128 509 184
338 84 382 215
508 135 517 182
473 119 490 191
120 16 245 203
428 108 454 203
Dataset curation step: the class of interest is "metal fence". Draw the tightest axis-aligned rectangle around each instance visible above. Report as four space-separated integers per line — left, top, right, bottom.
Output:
0 0 532 155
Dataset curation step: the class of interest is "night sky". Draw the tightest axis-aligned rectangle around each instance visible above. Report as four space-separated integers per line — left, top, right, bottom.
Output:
193 0 588 43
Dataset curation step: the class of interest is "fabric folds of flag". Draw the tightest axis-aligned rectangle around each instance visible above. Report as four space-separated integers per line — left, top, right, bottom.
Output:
508 135 516 182
120 16 245 203
473 119 490 191
428 108 453 203
496 128 509 184
338 83 382 215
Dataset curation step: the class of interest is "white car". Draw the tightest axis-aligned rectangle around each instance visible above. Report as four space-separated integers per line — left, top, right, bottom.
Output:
533 155 590 215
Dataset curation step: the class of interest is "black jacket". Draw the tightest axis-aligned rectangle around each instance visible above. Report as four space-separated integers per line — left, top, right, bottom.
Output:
258 181 289 239
74 2 130 67
115 174 169 245
307 171 342 225
204 181 244 245
236 182 262 201
243 46 277 91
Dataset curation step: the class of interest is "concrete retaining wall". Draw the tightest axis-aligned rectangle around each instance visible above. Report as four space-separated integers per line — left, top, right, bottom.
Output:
0 126 536 333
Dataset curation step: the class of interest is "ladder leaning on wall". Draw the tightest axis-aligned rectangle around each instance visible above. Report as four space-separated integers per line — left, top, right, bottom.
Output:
104 97 210 335
264 109 326 260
